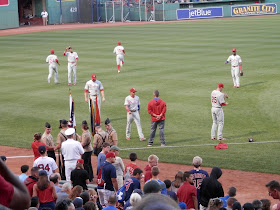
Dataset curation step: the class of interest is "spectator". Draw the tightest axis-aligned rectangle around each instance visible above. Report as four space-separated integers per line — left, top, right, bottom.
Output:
266 180 280 210
111 145 125 189
70 159 89 190
57 182 72 203
220 187 237 208
123 189 143 210
84 201 97 210
171 171 184 193
177 171 198 210
88 189 98 209
31 132 47 160
41 9 48 26
73 197 84 210
146 166 167 195
126 193 142 210
164 179 177 201
143 179 164 194
226 197 237 210
93 124 108 156
49 173 62 193
96 142 111 175
260 199 271 210
200 167 224 210
144 154 158 182
41 122 56 161
0 156 6 163
68 185 83 200
80 191 90 205
24 167 40 196
124 152 141 181
103 195 118 210
189 156 209 205
243 203 254 210
19 164 29 182
29 196 39 209
232 202 242 210
55 198 75 210
207 198 224 210
32 170 57 210
252 200 262 210
105 118 118 146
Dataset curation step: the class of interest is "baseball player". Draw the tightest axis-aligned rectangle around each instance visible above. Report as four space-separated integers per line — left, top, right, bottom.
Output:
124 88 146 141
225 48 243 88
211 83 228 141
113 42 125 73
63 46 78 85
84 74 105 118
46 50 59 84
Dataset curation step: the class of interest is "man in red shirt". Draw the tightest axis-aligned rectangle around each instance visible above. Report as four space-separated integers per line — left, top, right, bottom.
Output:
24 166 40 196
31 132 47 160
124 152 141 180
177 171 198 210
147 90 167 147
144 154 158 182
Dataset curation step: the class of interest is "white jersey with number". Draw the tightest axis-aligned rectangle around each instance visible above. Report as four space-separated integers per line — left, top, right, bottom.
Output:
33 156 58 178
84 80 104 97
124 95 140 111
227 55 242 67
41 11 48 18
211 90 225 108
46 54 58 67
65 52 78 63
113 46 125 55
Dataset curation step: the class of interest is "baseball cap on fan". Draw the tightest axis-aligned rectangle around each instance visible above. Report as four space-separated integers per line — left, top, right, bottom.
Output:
130 88 137 93
91 74 97 80
106 152 116 158
38 145 46 154
232 48 236 52
77 159 84 164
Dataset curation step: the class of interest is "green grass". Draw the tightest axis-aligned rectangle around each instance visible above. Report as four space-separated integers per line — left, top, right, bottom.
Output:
0 16 280 174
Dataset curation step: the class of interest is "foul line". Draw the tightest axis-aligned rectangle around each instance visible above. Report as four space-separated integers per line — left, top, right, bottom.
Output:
6 140 280 158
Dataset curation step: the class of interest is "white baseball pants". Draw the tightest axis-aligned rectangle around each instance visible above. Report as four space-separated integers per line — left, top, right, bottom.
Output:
65 159 77 181
126 111 144 139
211 107 224 140
231 67 240 87
116 54 124 65
48 65 58 83
68 63 77 84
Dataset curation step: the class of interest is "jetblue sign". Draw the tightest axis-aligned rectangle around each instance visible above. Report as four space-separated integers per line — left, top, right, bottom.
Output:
177 7 223 19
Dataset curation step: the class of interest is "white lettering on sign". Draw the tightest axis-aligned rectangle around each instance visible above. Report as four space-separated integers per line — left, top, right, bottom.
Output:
190 9 212 17
70 7 77 12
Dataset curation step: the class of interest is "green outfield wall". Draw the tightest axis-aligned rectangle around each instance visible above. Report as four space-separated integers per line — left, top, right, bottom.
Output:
0 0 19 30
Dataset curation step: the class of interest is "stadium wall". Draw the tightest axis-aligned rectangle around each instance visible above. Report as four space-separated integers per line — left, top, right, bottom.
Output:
0 0 19 30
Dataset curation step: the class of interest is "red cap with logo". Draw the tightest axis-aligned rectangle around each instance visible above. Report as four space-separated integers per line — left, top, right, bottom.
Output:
77 159 84 164
218 83 224 88
232 48 236 52
106 152 116 158
130 88 137 93
50 50 54 54
117 42 121 45
91 74 97 80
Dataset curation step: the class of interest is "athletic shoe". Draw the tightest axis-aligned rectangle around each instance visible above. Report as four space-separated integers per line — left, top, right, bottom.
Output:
211 138 216 140
68 83 71 86
218 138 227 141
147 144 152 147
161 144 166 147
118 70 120 73
126 137 130 140
74 83 76 85
140 138 146 141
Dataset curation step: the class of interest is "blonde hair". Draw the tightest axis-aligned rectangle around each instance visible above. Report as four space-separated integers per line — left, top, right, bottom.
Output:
130 193 142 206
148 154 159 162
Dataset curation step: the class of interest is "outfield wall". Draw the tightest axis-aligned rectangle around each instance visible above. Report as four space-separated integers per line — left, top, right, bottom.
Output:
0 0 19 30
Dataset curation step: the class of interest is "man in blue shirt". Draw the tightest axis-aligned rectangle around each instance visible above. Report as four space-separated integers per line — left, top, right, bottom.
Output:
103 195 119 210
145 166 167 195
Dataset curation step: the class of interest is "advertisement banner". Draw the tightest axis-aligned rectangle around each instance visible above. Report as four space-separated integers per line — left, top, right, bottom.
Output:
0 0 9 6
177 7 223 20
231 3 277 16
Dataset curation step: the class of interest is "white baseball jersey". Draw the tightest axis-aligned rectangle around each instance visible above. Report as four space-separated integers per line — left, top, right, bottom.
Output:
227 55 242 67
33 156 58 177
124 95 140 111
113 46 125 55
211 90 225 108
41 11 48 18
65 52 78 63
84 80 104 97
46 54 58 67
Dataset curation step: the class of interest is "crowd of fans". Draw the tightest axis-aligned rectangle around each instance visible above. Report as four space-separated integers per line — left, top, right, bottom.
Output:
0 121 279 210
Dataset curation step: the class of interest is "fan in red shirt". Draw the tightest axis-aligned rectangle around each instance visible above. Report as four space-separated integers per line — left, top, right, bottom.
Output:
177 171 198 210
31 132 47 160
124 152 141 180
144 154 158 182
24 166 40 196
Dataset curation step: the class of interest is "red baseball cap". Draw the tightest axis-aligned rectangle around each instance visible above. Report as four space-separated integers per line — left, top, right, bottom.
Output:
91 74 97 80
117 42 121 45
50 49 54 54
218 83 224 88
130 88 137 93
77 159 84 164
232 48 236 52
106 152 116 158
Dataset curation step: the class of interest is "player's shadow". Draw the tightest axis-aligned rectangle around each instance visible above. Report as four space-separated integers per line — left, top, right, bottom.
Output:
242 81 264 87
228 131 268 139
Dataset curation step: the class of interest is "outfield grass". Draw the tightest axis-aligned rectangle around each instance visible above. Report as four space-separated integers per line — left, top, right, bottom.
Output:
0 16 280 174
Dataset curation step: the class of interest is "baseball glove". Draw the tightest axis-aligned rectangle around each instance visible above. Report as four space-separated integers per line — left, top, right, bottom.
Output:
240 72 243 76
223 93 229 99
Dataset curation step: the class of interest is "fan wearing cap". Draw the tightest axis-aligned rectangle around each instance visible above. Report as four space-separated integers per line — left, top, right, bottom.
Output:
84 74 105 117
70 159 89 190
33 145 58 178
46 49 60 84
113 42 125 73
124 88 146 141
63 46 79 85
41 122 56 161
61 128 84 181
211 83 228 141
225 48 243 88
105 118 118 146
110 145 125 189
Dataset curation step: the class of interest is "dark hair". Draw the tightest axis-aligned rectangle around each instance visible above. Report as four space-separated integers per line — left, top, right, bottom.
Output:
30 196 39 207
228 186 237 197
129 152 138 161
102 142 110 148
68 185 83 200
82 122 89 130
154 90 159 97
31 167 40 176
265 180 280 191
34 132 42 140
151 166 159 176
252 200 262 210
50 173 59 184
183 171 192 181
45 122 51 128
55 199 73 210
108 195 117 205
37 173 49 191
21 165 29 173
84 201 97 210
173 171 184 188
164 179 172 188
260 199 271 210
133 168 143 176
80 191 90 205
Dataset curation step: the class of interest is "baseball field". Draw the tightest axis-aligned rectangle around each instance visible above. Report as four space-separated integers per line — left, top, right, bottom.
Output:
0 15 279 175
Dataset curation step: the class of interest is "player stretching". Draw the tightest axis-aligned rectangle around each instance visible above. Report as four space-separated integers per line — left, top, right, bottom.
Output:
63 46 78 85
225 48 243 88
46 50 59 84
211 83 228 141
113 42 125 73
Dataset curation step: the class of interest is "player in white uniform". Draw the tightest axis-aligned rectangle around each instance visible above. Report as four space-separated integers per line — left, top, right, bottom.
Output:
124 88 146 141
211 83 228 141
225 48 243 88
46 49 59 84
84 74 105 118
33 145 58 178
113 42 125 73
63 46 79 85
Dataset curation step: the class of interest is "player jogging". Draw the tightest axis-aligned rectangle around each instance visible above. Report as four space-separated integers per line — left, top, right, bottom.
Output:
225 48 243 88
113 42 125 73
63 46 78 85
46 50 59 84
211 83 228 141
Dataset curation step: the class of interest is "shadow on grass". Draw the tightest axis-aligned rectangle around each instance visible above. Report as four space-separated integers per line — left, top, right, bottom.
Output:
242 81 265 87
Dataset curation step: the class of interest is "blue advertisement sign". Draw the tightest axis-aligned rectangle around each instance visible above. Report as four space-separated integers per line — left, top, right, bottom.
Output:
177 7 223 20
231 3 277 16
